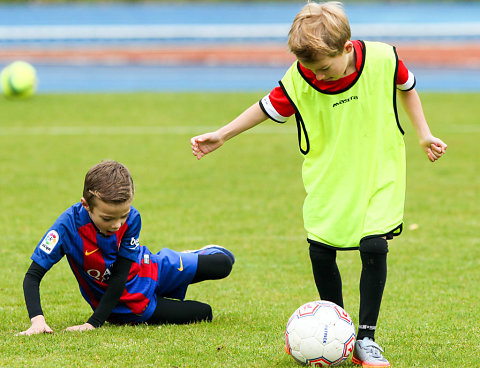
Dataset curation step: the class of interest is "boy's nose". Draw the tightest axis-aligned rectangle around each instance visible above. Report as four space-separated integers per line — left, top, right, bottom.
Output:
315 73 325 81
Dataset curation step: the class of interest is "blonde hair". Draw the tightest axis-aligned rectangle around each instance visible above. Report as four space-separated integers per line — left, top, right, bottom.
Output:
83 160 134 208
288 1 351 62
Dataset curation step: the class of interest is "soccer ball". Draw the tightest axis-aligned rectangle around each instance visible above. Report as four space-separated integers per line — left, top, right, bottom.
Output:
285 301 356 366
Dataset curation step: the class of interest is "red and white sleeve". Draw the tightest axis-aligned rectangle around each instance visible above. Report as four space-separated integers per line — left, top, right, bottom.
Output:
259 86 295 123
397 59 416 91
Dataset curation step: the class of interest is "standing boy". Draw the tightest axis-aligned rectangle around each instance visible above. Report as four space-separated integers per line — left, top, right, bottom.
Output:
190 2 446 366
20 160 234 335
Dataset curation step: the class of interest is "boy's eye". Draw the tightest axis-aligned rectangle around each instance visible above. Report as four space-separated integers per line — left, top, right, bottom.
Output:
101 214 128 221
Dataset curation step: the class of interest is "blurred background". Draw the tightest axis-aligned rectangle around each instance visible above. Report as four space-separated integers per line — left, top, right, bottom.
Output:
0 0 479 93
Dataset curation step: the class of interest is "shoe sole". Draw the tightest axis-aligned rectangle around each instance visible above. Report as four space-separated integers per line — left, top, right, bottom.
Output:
352 356 390 367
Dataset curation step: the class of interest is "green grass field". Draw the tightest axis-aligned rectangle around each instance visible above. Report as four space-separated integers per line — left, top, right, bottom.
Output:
0 92 478 367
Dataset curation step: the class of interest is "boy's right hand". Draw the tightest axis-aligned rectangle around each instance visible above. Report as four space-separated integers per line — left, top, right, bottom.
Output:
190 132 224 160
17 315 53 336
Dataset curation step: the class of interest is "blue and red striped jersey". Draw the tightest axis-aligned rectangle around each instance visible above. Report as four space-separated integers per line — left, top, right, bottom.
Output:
31 203 158 322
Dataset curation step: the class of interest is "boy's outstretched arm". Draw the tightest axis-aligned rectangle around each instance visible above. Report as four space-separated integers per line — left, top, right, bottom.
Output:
191 102 268 159
18 262 53 335
398 88 447 162
66 256 133 332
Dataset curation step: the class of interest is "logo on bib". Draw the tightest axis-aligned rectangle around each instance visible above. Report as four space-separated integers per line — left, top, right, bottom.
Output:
332 95 358 108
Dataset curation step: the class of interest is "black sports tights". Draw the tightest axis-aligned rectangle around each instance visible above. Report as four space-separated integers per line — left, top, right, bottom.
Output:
309 239 388 341
147 253 232 324
358 237 388 340
309 243 344 308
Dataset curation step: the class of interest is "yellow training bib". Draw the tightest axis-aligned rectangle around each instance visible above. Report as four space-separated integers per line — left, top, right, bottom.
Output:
280 41 405 248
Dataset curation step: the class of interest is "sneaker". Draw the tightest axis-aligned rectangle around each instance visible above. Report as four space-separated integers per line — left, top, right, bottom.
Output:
183 245 235 264
352 337 390 367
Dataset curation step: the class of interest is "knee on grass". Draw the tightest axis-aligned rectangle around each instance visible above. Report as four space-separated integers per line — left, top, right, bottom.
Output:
198 253 233 280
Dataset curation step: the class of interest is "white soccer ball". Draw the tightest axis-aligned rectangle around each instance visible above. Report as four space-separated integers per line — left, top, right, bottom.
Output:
285 301 356 367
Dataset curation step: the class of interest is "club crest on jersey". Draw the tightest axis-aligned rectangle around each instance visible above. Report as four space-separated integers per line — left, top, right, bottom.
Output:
40 230 59 254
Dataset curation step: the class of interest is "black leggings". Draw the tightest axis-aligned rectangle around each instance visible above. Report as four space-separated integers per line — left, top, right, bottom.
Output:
309 243 344 308
309 238 388 340
147 253 232 325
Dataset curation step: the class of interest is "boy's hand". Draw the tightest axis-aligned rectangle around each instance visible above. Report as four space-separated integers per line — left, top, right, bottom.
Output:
420 135 447 162
191 132 223 159
65 323 95 332
17 315 53 336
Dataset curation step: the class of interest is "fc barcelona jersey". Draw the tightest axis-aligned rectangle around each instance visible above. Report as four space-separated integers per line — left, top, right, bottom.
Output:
31 203 159 322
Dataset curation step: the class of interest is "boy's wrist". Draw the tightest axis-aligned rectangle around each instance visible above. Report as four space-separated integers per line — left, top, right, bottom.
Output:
30 314 46 325
215 129 229 143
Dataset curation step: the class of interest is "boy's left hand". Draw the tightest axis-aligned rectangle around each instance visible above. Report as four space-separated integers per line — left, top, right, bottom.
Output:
65 323 95 332
421 136 447 162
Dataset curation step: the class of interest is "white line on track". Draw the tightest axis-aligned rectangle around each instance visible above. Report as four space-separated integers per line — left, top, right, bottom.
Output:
0 22 479 41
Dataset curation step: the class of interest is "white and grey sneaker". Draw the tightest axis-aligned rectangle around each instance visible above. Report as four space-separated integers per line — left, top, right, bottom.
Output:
352 337 390 367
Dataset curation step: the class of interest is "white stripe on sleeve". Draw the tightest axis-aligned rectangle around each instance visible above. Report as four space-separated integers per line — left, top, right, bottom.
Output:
260 95 288 123
397 70 416 91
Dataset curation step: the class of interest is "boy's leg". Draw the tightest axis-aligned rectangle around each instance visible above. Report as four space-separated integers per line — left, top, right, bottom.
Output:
191 254 233 284
353 236 390 367
357 237 388 341
184 245 234 284
309 243 344 308
147 246 234 325
147 297 212 324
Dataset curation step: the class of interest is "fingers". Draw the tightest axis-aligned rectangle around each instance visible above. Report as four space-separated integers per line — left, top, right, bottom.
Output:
17 327 53 336
191 135 213 160
427 143 446 162
65 323 95 332
190 137 203 159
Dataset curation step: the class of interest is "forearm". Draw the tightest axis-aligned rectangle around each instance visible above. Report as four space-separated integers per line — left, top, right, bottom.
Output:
217 102 268 142
23 261 47 319
398 89 432 141
398 88 447 161
87 256 132 328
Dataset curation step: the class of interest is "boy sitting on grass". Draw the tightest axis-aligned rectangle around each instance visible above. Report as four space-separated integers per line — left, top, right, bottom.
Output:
191 2 446 366
19 160 234 335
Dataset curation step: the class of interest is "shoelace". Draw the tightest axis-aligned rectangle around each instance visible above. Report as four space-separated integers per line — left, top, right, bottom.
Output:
362 342 386 360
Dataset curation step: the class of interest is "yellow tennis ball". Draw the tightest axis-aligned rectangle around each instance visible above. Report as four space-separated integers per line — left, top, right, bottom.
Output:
1 61 37 98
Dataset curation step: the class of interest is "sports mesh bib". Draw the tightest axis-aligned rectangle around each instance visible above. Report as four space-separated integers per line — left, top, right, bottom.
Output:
280 41 405 248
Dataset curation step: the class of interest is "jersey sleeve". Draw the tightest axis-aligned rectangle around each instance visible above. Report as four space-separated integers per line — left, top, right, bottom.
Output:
259 86 295 123
31 214 71 271
117 208 141 262
396 59 416 91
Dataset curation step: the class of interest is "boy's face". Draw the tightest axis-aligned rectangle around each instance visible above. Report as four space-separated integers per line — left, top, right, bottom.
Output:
300 41 355 82
81 197 132 236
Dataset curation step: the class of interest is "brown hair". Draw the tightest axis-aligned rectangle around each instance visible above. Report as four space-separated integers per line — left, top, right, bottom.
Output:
288 1 351 62
83 160 134 207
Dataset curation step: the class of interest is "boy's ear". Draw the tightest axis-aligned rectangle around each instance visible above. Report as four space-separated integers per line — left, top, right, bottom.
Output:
81 197 90 212
344 41 353 53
